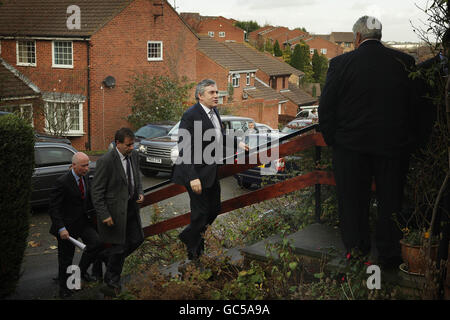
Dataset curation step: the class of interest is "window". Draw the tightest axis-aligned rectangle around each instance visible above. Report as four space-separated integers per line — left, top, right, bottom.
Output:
208 31 214 37
282 77 286 89
45 101 83 135
320 48 327 55
232 73 240 87
345 42 351 48
35 147 74 167
53 41 73 67
219 32 226 37
17 40 36 66
246 73 251 86
0 104 33 125
147 41 163 61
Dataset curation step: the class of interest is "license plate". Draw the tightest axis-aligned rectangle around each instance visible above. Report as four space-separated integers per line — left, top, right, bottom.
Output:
146 157 162 164
258 164 265 168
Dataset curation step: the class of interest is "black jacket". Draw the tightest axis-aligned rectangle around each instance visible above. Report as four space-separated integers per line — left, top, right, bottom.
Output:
172 103 235 188
49 170 93 237
318 40 421 156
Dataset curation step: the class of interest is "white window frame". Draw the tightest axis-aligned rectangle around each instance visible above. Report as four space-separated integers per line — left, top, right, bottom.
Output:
147 41 163 61
232 73 240 88
246 73 251 86
52 41 73 68
219 32 226 38
208 31 215 37
16 40 36 66
309 48 315 55
320 48 327 55
44 100 84 136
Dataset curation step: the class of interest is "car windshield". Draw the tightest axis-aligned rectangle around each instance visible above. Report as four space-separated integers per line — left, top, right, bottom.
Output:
168 122 180 136
135 125 168 139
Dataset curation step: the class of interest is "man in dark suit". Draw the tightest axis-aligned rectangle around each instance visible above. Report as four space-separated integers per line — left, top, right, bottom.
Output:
172 79 248 262
49 152 103 298
318 16 421 269
91 128 145 295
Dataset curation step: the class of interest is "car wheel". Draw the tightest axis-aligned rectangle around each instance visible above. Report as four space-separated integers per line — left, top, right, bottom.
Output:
242 181 252 189
141 168 158 177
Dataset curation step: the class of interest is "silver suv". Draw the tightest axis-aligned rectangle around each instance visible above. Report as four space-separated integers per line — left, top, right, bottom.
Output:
138 115 255 176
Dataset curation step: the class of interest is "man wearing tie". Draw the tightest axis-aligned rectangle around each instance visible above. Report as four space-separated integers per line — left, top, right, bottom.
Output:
49 152 102 298
91 128 145 295
172 79 248 263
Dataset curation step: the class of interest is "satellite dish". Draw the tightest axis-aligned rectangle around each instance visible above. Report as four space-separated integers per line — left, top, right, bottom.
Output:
102 76 116 88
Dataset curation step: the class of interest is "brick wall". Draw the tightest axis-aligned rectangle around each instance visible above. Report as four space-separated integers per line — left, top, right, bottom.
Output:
305 37 344 60
198 17 245 43
224 98 279 129
88 0 198 150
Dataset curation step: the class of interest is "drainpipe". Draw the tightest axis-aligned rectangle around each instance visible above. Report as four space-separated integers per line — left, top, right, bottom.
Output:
86 39 91 151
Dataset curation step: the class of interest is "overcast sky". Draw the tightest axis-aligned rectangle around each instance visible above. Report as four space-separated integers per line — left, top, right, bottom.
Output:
172 0 432 42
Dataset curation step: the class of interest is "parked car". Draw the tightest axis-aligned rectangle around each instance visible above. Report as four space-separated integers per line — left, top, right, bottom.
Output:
108 122 176 151
280 118 314 135
32 142 95 207
234 133 290 189
296 105 318 119
35 132 71 145
138 115 256 177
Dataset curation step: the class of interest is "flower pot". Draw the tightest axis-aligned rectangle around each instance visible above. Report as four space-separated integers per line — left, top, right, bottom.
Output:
399 239 438 275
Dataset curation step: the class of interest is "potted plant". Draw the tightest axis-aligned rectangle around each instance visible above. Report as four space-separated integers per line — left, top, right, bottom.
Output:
399 227 439 275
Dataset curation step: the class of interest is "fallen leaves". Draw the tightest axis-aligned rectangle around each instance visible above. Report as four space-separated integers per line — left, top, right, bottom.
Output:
28 241 41 248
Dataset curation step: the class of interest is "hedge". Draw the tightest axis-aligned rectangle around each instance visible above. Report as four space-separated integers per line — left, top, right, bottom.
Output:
0 114 34 298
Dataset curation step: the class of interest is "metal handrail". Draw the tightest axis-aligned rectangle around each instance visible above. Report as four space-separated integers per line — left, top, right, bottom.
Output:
143 123 319 193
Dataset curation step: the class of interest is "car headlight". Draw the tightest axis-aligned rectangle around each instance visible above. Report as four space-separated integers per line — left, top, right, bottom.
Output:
138 144 146 153
170 146 179 163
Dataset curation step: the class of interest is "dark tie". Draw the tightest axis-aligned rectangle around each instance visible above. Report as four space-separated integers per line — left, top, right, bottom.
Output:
125 155 133 199
78 177 85 199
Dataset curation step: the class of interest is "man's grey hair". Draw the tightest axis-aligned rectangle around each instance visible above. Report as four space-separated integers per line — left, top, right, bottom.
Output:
195 79 216 101
352 16 382 41
72 152 89 164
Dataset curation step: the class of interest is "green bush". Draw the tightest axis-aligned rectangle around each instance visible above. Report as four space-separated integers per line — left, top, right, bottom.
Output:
0 114 34 298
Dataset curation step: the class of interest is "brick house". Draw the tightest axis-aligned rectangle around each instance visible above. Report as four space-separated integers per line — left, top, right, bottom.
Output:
0 57 42 126
304 36 344 60
181 13 245 43
318 32 354 53
0 0 198 151
197 37 316 128
249 26 308 51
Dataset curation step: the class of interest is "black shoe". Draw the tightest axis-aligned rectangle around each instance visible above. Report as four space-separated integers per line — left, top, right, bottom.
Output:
101 280 121 297
59 288 73 299
81 272 98 282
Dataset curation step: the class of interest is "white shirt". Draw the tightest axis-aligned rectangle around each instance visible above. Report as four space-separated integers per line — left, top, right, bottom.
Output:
116 147 134 189
200 103 221 139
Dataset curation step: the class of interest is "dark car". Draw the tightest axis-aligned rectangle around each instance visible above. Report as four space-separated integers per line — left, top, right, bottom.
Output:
108 122 176 151
138 116 256 177
32 142 95 207
234 134 291 189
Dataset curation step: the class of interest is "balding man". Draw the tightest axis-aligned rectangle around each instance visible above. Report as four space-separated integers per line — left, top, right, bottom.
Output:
49 152 103 298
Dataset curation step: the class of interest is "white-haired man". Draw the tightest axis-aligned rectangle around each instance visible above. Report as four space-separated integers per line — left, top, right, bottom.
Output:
319 16 421 269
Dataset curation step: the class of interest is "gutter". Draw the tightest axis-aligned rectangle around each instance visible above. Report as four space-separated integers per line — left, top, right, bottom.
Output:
86 39 92 151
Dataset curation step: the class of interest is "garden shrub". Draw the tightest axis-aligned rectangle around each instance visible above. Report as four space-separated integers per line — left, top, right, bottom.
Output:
0 114 34 298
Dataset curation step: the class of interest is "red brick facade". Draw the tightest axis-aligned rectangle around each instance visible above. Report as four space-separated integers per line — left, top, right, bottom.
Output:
197 17 245 43
0 0 198 151
304 36 344 60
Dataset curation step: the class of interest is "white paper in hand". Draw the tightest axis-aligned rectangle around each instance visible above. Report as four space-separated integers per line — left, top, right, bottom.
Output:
68 236 86 250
